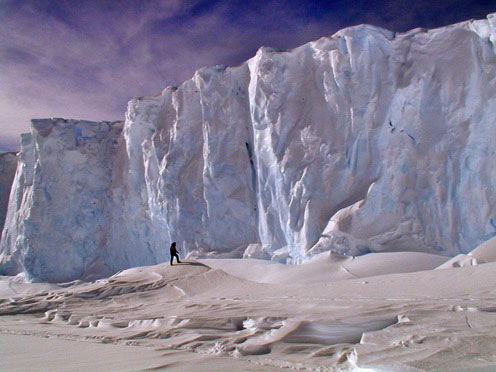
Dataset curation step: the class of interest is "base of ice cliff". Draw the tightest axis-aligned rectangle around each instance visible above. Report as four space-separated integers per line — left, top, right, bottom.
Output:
1 14 496 282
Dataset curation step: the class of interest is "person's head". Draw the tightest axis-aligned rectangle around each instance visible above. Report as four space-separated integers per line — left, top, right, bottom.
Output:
171 242 176 248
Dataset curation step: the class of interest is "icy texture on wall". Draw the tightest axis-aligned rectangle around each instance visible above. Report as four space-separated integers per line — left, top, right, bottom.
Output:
0 120 123 281
0 152 17 232
1 14 496 281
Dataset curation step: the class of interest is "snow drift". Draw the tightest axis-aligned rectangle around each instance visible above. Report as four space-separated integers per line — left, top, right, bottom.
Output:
1 14 496 281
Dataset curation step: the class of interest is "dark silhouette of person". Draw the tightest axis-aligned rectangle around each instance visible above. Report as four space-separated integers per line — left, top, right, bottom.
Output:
170 242 181 265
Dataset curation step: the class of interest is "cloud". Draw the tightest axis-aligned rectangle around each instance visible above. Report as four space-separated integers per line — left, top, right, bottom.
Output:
1 0 495 151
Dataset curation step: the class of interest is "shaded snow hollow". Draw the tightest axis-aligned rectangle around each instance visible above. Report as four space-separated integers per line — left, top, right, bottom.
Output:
1 14 496 281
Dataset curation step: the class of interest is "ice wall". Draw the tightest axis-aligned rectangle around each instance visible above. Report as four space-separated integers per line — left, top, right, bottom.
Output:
1 14 496 281
0 152 17 232
0 120 123 281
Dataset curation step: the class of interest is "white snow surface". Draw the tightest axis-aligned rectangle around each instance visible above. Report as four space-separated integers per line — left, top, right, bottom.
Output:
1 14 496 281
0 247 495 371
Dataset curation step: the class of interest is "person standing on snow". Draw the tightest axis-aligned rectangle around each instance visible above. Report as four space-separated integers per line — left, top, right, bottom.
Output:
170 242 181 265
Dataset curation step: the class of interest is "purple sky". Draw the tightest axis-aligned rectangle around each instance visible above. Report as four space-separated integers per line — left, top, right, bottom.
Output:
1 0 495 152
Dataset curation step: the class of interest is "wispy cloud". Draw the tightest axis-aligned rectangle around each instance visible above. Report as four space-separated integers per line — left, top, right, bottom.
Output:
1 0 494 151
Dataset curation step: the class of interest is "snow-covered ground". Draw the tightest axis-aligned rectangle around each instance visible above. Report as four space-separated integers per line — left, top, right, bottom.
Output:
1 241 496 371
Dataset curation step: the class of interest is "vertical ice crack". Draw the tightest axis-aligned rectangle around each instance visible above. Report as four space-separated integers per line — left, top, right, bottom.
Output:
245 142 257 192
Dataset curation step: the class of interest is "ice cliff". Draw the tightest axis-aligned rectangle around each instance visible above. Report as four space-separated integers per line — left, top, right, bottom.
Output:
0 152 17 233
1 14 496 282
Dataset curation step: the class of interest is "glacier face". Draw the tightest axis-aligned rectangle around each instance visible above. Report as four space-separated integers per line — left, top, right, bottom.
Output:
0 120 124 281
0 152 17 233
1 14 496 281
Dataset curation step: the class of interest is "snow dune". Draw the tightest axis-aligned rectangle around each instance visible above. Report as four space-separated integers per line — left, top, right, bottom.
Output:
202 250 448 284
1 245 496 371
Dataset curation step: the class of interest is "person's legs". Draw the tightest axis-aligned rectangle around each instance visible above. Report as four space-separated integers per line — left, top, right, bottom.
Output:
174 253 181 264
170 255 174 266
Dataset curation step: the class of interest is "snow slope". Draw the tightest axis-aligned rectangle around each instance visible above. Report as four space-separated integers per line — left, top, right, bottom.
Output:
1 14 496 281
0 247 495 371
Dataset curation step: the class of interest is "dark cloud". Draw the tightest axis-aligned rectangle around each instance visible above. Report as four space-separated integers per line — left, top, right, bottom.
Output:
1 0 495 151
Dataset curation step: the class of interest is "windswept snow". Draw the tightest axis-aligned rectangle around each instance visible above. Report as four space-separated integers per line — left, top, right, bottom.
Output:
1 246 495 371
